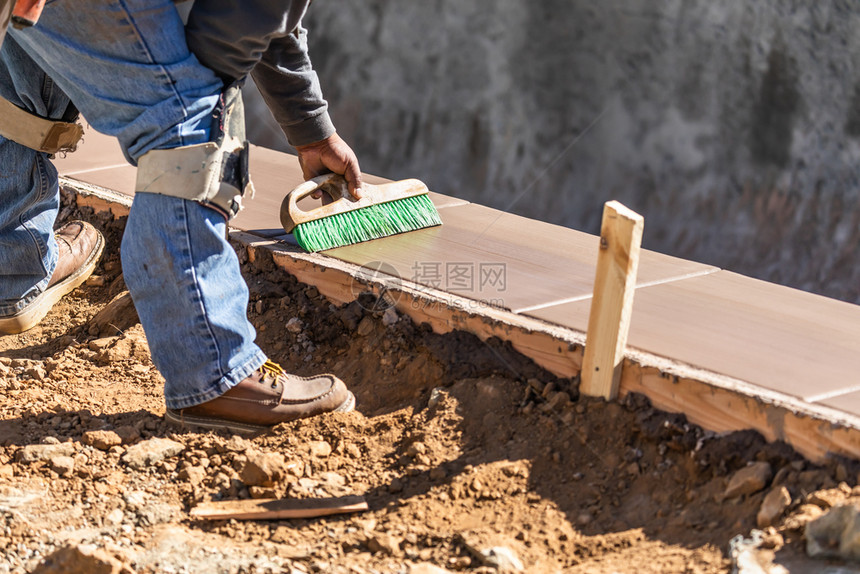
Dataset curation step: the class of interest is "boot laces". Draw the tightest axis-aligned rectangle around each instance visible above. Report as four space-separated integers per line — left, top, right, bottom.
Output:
259 360 286 388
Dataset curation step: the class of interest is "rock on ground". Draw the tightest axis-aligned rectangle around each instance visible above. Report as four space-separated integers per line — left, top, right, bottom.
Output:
806 503 860 561
82 430 123 451
480 546 525 571
32 544 131 574
725 462 773 498
18 442 75 463
50 455 75 477
121 437 184 470
240 450 286 487
758 486 792 528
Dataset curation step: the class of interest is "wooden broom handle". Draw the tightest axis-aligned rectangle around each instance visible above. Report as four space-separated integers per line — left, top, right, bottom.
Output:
280 174 429 233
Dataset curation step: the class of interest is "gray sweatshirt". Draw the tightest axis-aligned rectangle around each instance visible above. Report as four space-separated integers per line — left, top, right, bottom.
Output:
185 0 335 147
0 1 330 146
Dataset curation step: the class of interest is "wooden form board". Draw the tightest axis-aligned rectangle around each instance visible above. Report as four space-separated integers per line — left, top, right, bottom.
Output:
581 201 644 399
190 495 367 521
58 130 860 464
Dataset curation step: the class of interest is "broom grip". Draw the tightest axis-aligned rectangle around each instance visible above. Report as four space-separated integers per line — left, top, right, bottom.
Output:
280 174 429 233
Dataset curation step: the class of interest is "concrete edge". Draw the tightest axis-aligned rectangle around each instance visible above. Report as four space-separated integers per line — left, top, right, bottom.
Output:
63 177 860 464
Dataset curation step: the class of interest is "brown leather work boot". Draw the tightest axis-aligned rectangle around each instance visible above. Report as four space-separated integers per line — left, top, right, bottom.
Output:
165 360 356 434
0 221 105 334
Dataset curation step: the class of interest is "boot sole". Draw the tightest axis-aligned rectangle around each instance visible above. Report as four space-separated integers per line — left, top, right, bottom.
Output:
164 391 356 435
0 230 105 335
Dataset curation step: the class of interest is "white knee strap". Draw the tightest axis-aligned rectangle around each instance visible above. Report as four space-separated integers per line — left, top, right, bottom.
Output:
135 86 255 219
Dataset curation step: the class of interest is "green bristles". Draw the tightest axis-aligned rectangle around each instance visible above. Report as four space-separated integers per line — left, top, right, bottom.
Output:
293 194 442 252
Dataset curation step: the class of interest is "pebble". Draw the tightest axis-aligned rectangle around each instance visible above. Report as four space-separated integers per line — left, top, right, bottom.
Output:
382 307 398 326
429 466 448 481
545 391 571 411
0 464 13 479
479 546 525 571
50 455 75 477
240 451 286 487
88 338 115 352
178 465 207 486
757 486 792 528
345 444 362 459
389 477 404 493
225 435 250 453
356 316 374 337
121 437 184 470
249 486 277 499
113 425 140 445
427 388 445 409
286 317 303 334
320 471 346 488
309 441 332 458
81 430 122 451
19 442 75 464
32 544 127 574
806 504 860 560
285 459 305 477
24 365 47 381
366 532 402 556
725 462 773 498
541 382 555 398
104 508 125 527
85 275 106 287
124 490 148 509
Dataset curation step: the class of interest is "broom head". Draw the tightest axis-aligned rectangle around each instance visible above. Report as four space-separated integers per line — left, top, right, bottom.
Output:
281 174 442 252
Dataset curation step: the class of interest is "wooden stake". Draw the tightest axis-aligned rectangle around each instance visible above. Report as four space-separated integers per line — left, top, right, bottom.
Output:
581 201 644 399
190 495 368 521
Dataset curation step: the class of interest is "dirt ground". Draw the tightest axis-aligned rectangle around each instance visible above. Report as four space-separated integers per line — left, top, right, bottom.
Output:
1 198 860 573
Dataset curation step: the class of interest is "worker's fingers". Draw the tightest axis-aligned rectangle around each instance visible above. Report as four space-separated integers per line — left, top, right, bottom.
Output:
343 155 363 200
297 146 324 199
295 133 363 199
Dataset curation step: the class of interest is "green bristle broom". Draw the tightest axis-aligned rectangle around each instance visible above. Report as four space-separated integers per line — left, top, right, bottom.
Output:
280 174 442 252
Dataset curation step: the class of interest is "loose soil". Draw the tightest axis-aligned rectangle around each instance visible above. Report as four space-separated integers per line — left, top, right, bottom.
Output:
1 197 859 573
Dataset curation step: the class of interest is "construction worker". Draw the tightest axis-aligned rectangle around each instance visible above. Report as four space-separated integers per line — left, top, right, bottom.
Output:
0 0 360 432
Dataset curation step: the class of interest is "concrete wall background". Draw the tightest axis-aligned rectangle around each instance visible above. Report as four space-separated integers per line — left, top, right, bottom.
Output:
246 1 860 303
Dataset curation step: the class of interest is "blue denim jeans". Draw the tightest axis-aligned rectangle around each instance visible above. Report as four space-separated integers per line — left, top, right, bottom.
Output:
0 0 266 408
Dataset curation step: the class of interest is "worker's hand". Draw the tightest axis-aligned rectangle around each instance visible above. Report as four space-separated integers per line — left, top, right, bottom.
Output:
295 133 363 200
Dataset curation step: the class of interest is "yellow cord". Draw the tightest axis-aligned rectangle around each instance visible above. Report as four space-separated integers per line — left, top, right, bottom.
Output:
259 359 285 378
